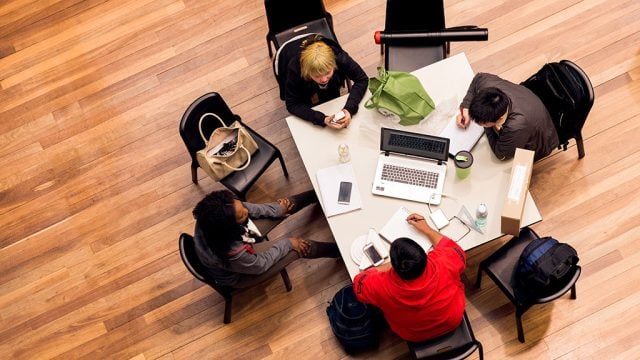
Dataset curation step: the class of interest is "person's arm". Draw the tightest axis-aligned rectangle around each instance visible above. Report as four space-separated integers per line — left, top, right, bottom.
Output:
486 113 531 161
284 65 327 126
243 201 285 219
406 213 445 247
337 51 368 117
227 238 293 275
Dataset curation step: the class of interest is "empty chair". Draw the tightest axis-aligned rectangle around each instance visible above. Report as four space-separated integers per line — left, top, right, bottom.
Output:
264 0 337 58
407 311 483 360
475 227 581 342
179 233 292 324
179 92 288 200
379 0 487 72
521 60 594 159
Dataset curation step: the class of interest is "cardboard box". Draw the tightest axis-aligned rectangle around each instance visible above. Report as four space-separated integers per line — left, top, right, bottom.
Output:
501 148 535 236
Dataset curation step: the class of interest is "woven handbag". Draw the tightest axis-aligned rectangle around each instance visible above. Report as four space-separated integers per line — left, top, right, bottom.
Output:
195 113 259 181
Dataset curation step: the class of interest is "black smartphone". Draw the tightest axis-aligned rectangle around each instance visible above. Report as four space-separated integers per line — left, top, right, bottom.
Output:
363 243 384 266
337 181 352 204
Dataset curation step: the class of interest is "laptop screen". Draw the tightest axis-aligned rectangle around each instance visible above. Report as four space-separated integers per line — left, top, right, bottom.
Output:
380 127 450 162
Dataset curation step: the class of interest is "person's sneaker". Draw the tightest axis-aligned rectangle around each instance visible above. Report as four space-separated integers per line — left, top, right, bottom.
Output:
286 190 318 215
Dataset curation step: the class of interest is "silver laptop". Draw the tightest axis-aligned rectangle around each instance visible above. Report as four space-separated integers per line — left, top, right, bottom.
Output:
372 128 450 205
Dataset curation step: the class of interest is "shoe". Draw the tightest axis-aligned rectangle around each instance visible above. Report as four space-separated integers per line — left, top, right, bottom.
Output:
304 240 340 259
286 190 318 215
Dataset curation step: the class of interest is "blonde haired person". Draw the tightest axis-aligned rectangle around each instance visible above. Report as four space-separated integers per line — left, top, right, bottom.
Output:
282 35 368 129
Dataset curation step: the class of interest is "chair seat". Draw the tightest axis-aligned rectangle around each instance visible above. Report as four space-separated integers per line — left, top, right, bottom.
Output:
385 44 445 72
476 227 581 342
274 18 334 50
407 311 483 360
220 125 281 198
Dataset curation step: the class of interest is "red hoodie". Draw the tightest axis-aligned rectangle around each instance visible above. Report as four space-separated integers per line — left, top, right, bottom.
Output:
353 237 466 342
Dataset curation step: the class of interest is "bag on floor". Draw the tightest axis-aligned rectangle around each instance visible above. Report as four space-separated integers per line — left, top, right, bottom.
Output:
196 113 258 181
326 284 382 354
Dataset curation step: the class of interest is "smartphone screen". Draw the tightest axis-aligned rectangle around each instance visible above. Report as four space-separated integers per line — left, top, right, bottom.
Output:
337 181 352 204
363 244 383 265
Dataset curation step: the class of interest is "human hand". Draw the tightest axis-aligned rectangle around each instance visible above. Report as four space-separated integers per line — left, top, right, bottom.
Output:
456 107 470 129
324 109 351 129
406 213 431 234
290 237 311 257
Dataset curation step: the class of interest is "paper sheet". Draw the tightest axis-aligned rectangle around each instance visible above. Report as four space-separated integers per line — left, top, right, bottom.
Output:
439 118 484 156
316 163 362 217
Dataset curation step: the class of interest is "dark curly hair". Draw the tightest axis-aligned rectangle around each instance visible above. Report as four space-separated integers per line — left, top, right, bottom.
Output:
192 190 243 258
469 87 509 125
390 237 427 280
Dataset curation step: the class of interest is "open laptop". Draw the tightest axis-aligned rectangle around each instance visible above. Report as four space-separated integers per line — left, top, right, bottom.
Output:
372 127 450 205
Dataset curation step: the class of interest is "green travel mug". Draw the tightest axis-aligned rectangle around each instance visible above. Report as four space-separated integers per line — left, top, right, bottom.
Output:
454 150 473 179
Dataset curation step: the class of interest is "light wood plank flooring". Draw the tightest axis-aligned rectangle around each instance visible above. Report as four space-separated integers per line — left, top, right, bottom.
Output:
1 0 639 358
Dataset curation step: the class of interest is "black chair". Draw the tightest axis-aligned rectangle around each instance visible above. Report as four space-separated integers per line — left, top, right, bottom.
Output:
179 92 288 200
264 0 337 58
179 233 292 324
521 60 594 159
407 311 483 360
475 227 581 342
379 0 487 72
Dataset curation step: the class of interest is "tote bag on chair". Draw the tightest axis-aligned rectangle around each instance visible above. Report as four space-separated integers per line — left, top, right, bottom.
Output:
196 113 259 181
364 67 435 125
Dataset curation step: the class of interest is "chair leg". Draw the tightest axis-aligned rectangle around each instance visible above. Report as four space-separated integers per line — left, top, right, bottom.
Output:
277 152 289 178
280 269 292 292
191 165 198 184
267 36 273 58
570 284 577 299
477 340 484 360
515 309 525 343
223 295 233 324
576 134 585 159
475 267 483 288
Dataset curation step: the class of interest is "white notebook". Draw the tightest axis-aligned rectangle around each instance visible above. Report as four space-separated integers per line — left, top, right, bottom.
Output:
316 163 362 217
439 118 484 156
378 206 432 252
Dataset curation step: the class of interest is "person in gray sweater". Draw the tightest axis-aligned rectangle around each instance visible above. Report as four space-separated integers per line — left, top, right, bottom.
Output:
192 190 339 287
457 72 559 161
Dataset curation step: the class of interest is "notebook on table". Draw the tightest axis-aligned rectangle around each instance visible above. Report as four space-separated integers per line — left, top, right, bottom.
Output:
371 127 450 205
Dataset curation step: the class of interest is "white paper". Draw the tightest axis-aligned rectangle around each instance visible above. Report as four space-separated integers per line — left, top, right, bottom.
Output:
378 206 432 252
316 163 362 217
439 118 484 156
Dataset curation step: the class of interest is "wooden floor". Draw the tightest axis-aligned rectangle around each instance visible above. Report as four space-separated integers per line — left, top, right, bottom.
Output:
1 0 639 358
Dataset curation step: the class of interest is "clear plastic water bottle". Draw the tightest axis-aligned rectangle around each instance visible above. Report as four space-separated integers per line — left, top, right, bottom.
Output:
475 203 488 228
338 143 351 163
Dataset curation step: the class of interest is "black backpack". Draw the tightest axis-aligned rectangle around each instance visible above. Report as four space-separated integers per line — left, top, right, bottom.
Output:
521 61 593 151
326 284 382 354
513 236 579 302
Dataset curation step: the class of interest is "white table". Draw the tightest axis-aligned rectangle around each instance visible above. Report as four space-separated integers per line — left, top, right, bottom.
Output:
286 53 542 279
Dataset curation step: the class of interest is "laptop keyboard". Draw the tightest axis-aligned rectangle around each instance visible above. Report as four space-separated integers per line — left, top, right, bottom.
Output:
389 133 446 154
381 164 439 189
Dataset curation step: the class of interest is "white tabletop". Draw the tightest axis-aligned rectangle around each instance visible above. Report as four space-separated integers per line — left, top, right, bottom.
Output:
285 53 542 279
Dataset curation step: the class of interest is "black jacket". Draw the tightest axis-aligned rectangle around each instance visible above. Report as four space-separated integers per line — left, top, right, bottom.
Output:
461 73 559 161
281 36 368 126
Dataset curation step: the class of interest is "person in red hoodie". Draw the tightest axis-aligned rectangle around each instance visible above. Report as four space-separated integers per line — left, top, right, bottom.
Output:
353 212 466 342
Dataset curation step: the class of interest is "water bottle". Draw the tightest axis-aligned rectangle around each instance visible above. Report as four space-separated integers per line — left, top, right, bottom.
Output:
475 203 488 228
338 143 351 163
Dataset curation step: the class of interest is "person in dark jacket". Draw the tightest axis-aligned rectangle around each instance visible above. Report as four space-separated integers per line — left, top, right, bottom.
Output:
283 34 368 130
456 72 559 160
192 190 339 287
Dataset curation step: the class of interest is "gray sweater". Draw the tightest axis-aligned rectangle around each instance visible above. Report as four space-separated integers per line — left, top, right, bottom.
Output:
193 202 292 286
461 73 559 160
